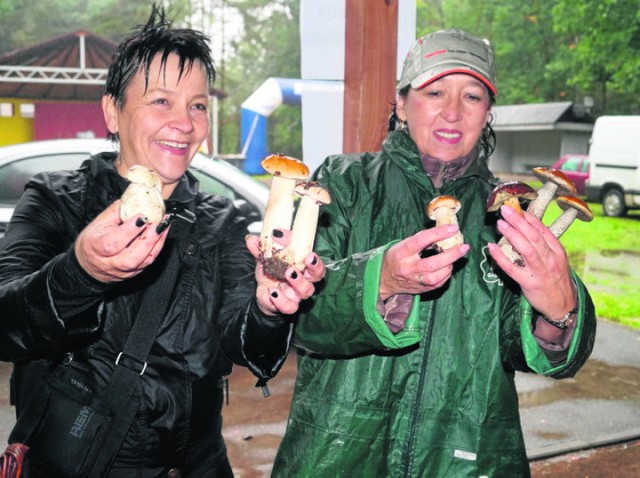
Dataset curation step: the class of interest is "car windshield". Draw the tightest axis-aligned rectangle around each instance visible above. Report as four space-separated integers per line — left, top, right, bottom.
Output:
560 156 582 171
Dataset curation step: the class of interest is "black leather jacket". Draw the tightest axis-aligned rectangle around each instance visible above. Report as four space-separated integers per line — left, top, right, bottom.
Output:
0 153 292 474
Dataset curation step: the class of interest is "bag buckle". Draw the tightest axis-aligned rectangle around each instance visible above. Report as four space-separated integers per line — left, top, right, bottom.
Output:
115 352 147 375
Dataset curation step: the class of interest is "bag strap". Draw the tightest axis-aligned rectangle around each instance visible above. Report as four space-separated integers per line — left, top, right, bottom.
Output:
109 206 195 393
90 205 196 475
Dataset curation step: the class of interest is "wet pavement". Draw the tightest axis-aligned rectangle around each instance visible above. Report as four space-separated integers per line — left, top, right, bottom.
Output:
0 318 638 476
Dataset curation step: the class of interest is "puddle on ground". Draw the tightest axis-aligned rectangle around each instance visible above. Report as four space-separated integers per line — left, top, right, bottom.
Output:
569 249 640 282
519 359 640 408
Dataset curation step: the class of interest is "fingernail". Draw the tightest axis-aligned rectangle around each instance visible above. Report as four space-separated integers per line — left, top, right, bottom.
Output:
290 270 298 280
271 291 279 298
311 255 318 265
446 225 459 233
501 205 514 217
272 229 284 238
156 218 171 234
135 217 147 227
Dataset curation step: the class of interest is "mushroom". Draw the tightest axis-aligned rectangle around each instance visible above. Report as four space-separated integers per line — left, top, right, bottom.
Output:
287 182 331 270
259 153 310 274
262 182 331 278
549 195 593 238
526 167 577 219
486 181 537 215
486 181 538 267
426 195 464 252
120 165 165 223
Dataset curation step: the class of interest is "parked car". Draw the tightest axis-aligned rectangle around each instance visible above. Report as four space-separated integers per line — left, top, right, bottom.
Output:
551 154 589 196
0 138 269 239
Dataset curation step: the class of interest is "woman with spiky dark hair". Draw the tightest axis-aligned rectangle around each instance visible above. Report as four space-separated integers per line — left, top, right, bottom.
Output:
0 5 325 476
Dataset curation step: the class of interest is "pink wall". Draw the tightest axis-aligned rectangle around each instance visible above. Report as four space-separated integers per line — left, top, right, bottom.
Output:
34 102 108 140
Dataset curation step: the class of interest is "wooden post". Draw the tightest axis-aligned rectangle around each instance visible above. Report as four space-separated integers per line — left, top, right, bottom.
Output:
343 0 399 153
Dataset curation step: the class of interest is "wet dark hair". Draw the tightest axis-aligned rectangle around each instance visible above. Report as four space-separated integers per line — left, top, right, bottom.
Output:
388 84 497 158
104 4 215 136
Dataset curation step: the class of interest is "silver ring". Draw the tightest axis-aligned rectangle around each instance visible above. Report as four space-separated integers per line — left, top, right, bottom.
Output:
418 275 425 287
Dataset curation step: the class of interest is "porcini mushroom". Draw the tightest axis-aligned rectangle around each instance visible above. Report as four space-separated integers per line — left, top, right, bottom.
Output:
486 181 537 215
526 168 577 219
120 165 165 223
549 195 593 238
288 182 331 269
262 182 331 278
259 153 310 273
426 195 464 252
486 181 538 267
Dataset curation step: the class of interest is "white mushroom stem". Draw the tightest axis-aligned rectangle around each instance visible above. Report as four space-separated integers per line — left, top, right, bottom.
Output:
548 209 579 238
497 236 525 267
260 176 296 256
284 196 321 270
526 182 558 219
431 207 464 251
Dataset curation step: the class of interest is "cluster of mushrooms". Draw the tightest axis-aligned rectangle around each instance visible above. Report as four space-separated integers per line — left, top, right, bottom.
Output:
486 167 593 266
259 153 331 279
425 167 593 267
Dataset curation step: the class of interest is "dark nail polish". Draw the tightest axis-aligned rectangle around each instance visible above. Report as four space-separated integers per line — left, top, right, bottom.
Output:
272 229 284 238
135 217 146 227
311 255 318 265
290 271 298 280
156 221 169 234
271 291 279 298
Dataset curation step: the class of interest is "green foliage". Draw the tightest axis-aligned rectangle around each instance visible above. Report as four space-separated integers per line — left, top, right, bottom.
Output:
220 0 302 158
416 0 640 114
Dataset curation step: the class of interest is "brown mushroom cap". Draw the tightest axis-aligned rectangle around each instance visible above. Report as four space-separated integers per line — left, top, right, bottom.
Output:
427 195 461 219
556 195 594 222
261 153 310 179
486 181 537 212
532 167 577 195
294 182 331 205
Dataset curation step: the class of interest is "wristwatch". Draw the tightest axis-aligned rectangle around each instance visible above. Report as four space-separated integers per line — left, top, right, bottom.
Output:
542 306 578 329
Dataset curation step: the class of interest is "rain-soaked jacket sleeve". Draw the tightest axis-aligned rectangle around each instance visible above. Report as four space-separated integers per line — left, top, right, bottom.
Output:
212 202 293 382
291 156 422 357
500 269 597 379
0 186 110 361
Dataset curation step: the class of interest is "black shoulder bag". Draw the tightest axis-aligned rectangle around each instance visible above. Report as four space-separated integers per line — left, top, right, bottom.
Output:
9 207 196 478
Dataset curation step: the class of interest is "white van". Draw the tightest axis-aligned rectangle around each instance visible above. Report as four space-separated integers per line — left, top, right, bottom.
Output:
585 116 640 217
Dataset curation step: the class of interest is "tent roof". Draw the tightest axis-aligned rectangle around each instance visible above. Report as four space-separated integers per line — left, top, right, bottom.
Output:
0 30 226 102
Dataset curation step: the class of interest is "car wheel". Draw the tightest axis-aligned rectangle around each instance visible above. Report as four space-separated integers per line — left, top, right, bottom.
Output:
602 189 627 217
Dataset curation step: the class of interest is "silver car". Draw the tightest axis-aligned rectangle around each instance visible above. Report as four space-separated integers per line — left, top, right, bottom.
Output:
0 138 269 239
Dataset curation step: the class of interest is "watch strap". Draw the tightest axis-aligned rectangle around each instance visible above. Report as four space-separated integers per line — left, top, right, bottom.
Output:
541 306 578 329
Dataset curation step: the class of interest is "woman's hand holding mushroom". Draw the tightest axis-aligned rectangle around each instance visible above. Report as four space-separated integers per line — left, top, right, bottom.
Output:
246 233 326 316
379 226 469 301
75 200 170 283
487 205 576 320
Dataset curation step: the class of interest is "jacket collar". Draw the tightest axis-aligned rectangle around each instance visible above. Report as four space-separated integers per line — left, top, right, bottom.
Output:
382 129 494 186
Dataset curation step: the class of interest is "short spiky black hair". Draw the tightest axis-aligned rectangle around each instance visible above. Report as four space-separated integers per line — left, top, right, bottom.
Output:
104 4 215 107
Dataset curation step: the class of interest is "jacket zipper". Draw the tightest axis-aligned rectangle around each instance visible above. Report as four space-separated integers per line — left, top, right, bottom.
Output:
402 299 437 476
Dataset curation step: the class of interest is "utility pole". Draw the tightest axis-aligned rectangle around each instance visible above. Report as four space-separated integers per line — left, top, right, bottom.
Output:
343 0 399 153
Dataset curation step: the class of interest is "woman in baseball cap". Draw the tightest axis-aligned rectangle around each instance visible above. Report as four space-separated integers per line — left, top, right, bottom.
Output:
272 29 596 477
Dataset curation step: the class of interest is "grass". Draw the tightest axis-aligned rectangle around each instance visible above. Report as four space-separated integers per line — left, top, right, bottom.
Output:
541 201 640 330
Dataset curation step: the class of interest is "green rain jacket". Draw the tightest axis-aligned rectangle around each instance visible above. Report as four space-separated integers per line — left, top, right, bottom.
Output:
272 130 596 478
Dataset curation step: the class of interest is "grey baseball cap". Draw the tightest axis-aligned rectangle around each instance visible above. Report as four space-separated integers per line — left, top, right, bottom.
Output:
397 29 497 95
